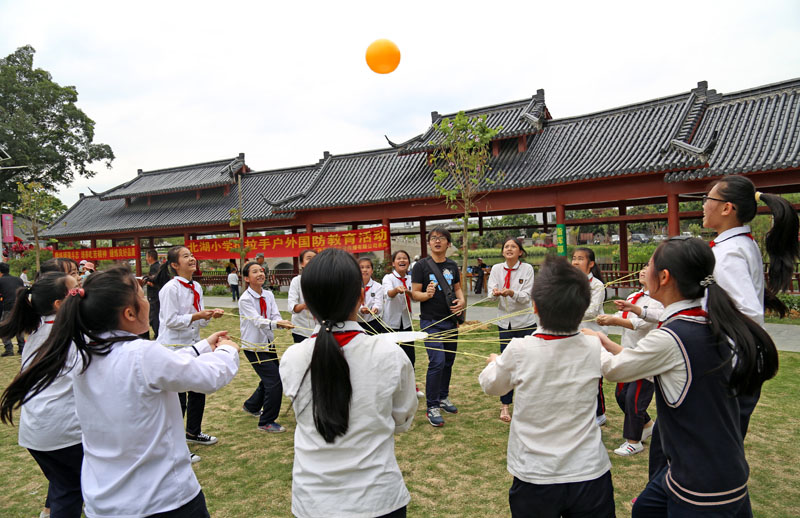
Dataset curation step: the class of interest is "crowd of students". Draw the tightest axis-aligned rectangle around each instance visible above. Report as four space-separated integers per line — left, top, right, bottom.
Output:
0 174 797 517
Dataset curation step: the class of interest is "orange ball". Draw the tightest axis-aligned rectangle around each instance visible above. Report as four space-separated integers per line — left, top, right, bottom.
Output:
365 39 401 74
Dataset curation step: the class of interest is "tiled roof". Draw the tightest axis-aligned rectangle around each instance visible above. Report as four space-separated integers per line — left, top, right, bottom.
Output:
665 78 800 182
393 90 550 155
99 156 245 200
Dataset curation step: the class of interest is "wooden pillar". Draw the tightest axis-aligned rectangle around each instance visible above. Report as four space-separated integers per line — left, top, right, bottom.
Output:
183 233 190 244
134 236 142 275
619 205 629 272
149 236 156 250
542 211 549 233
111 239 118 248
350 222 358 231
292 227 300 274
382 217 391 265
420 219 427 258
478 216 484 236
667 193 680 236
90 239 97 249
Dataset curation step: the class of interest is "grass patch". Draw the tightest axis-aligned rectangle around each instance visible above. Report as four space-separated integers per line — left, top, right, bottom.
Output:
0 313 798 517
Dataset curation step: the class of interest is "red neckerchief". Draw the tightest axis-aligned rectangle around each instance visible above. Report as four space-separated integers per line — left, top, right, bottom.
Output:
709 232 753 248
394 273 412 312
534 332 579 340
258 296 267 318
310 330 363 347
176 279 200 312
363 282 371 294
622 290 645 319
657 307 708 328
44 320 54 324
503 266 514 290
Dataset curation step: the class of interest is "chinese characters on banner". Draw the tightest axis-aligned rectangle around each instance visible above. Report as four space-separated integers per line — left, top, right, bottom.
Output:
556 224 567 257
186 226 390 259
1 214 13 243
54 246 140 262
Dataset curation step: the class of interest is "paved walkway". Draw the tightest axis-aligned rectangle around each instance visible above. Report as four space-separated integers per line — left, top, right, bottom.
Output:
206 293 800 353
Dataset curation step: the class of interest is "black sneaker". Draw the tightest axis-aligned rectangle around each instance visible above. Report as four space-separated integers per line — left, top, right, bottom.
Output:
1 351 13 357
242 405 260 417
186 432 218 445
439 398 458 414
426 407 444 427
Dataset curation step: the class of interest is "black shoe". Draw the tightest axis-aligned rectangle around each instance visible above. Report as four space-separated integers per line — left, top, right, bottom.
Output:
1 351 13 357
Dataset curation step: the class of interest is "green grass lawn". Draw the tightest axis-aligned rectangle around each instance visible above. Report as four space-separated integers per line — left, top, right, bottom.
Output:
0 312 798 517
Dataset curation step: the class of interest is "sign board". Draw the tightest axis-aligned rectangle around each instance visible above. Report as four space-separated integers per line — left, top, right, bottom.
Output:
54 245 140 262
1 214 13 243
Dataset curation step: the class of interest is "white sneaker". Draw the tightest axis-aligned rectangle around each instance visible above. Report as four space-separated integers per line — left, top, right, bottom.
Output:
614 441 644 456
596 414 607 426
416 387 425 399
39 512 50 518
641 424 654 442
190 452 202 464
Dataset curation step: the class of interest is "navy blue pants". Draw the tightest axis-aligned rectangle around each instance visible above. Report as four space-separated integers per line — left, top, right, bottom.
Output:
508 471 615 518
615 380 654 441
28 443 83 518
178 391 205 437
243 350 282 426
230 284 239 301
498 324 536 404
392 325 415 367
147 490 210 517
633 467 746 518
421 319 457 409
292 333 307 344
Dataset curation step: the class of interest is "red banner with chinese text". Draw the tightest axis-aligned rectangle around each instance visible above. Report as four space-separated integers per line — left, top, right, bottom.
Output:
54 245 140 262
186 226 390 259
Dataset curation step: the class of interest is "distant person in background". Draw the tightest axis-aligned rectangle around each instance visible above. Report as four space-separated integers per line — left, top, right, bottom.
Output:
228 266 240 301
143 249 163 339
256 253 270 290
474 258 487 294
39 258 81 284
0 262 25 356
80 262 95 286
410 255 419 274
20 267 31 287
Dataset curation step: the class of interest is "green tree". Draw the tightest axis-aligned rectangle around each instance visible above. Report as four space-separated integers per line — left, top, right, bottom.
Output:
16 181 66 271
430 112 501 316
0 45 114 203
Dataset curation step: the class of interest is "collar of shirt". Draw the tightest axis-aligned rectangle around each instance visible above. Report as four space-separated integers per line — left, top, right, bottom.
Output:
364 278 376 289
311 320 364 336
534 327 579 337
392 269 409 281
245 286 264 300
503 261 521 271
175 275 193 284
713 225 752 245
587 273 594 281
658 299 705 324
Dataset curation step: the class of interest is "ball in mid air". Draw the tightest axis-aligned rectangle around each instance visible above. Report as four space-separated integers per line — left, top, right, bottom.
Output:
365 39 401 74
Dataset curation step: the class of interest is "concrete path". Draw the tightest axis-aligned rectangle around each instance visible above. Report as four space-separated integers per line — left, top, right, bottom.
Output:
205 293 800 353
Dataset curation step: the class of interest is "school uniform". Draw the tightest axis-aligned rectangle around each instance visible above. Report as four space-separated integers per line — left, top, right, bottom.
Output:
581 273 607 418
73 332 238 518
601 300 749 516
359 278 386 334
227 272 240 301
613 290 662 442
288 275 315 343
239 286 283 426
382 270 415 365
19 317 83 517
487 261 536 405
280 321 417 518
158 276 211 437
710 224 765 441
479 330 614 517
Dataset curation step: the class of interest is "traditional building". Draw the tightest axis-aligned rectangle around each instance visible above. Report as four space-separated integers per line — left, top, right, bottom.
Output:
43 77 800 277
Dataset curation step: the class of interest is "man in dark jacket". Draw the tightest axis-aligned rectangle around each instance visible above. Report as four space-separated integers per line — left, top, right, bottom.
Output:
0 262 25 355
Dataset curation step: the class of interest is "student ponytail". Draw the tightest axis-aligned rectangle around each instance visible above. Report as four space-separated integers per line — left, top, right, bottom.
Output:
652 238 778 396
300 248 361 443
1 267 142 424
715 175 800 314
154 245 184 287
0 272 70 338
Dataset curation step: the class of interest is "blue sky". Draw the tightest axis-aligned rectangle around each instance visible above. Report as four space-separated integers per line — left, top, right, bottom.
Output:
2 0 799 207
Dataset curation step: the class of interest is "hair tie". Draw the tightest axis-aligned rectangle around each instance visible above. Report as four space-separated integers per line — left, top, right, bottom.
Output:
699 275 716 288
322 319 334 333
755 191 762 203
69 288 85 298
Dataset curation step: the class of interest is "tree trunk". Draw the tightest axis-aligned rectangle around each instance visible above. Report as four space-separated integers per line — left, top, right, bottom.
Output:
32 219 40 271
237 172 246 268
461 207 470 321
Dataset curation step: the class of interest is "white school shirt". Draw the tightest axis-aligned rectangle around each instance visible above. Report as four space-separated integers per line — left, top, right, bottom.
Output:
227 272 239 286
581 274 606 332
359 278 384 324
487 261 536 329
73 332 239 518
479 330 611 484
710 225 764 325
157 276 208 347
617 290 663 350
280 321 417 518
20 272 30 286
238 286 281 349
382 270 413 329
18 317 82 451
288 275 315 338
600 299 707 404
